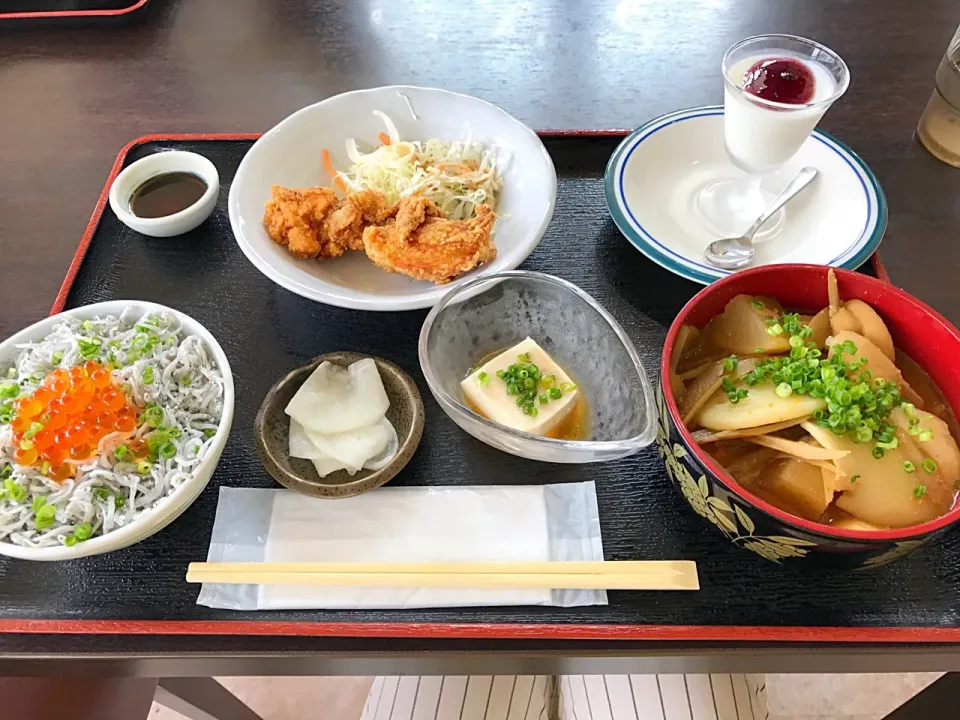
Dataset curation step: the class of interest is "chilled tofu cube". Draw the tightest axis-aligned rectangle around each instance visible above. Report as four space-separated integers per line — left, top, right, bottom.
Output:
461 337 579 436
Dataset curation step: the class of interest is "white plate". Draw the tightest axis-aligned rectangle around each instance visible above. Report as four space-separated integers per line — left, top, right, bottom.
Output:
229 86 557 311
604 106 887 285
0 301 234 561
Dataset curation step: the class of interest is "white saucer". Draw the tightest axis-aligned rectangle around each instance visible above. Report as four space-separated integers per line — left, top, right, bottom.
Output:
604 106 887 284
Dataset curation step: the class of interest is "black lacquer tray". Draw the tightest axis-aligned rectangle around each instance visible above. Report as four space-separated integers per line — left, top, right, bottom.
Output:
0 0 147 22
4 132 957 646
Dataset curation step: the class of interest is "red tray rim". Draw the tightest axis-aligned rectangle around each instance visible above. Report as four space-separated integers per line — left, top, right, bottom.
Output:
30 131 925 644
0 0 147 20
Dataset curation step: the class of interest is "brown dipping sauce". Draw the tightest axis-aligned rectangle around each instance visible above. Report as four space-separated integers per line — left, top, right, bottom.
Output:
130 172 207 218
465 349 591 441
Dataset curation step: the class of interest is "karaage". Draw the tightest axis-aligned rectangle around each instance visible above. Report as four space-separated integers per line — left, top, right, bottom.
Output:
362 197 497 284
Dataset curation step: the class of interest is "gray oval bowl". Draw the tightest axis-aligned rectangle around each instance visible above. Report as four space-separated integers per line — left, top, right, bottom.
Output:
254 352 424 499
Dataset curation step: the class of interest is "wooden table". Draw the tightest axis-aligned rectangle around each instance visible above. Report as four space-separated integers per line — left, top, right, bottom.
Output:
1 0 960 704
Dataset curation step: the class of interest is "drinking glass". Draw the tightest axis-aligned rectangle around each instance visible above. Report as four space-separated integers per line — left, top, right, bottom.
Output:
697 34 850 237
917 25 960 166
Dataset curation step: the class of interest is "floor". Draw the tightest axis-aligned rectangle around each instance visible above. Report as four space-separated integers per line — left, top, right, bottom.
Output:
148 673 943 720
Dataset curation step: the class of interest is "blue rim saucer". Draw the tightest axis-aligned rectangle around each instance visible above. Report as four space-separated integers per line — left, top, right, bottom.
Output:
604 106 888 285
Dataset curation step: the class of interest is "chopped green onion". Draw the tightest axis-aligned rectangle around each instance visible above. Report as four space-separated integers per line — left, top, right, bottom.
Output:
31 496 46 512
517 353 530 363
0 465 11 481
476 370 489 386
4 479 25 503
34 504 56 529
93 488 110 501
63 535 78 547
77 338 102 358
180 375 192 387
40 461 50 476
750 299 765 309
903 461 916 473
913 484 927 499
19 439 34 451
851 474 861 484
74 523 93 541
114 495 125 509
876 437 899 450
560 382 577 393
114 444 129 461
922 458 937 474
0 382 19 399
24 421 43 439
854 425 873 443
548 387 562 400
775 382 793 398
766 323 784 336
144 405 164 428
137 461 152 475
159 443 177 460
919 429 934 442
51 351 63 365
723 355 738 372
539 394 549 405
5 368 15 379
81 320 96 333
872 447 885 459
142 366 154 385
169 427 181 439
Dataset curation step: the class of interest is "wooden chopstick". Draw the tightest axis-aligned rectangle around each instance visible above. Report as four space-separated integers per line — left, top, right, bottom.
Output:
185 561 699 591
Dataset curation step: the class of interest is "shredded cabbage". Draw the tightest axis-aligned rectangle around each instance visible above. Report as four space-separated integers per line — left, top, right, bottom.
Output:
338 111 503 221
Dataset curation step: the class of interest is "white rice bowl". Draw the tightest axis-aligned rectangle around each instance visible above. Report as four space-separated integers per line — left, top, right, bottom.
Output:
0 301 234 561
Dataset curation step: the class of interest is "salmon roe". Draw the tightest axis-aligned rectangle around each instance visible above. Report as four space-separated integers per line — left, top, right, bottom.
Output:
11 362 140 481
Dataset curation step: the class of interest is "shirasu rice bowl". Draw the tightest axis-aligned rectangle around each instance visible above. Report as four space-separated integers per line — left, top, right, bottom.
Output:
0 305 227 552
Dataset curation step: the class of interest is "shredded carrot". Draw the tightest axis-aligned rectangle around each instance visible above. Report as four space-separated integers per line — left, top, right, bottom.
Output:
322 148 347 194
377 132 391 146
435 162 473 173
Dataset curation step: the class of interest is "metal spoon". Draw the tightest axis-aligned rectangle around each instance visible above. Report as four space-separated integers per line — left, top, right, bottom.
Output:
704 166 818 270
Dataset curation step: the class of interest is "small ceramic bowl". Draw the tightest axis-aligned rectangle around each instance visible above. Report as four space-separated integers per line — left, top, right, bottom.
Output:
108 150 219 238
419 271 657 463
254 352 424 498
659 264 960 568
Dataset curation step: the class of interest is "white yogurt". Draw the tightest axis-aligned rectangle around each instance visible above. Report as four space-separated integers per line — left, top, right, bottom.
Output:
724 54 837 173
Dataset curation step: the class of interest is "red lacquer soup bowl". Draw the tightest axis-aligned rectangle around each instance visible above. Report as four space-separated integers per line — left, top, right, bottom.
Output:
657 264 960 568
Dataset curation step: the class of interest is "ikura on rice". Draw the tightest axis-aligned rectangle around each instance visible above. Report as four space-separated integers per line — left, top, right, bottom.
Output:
0 309 224 548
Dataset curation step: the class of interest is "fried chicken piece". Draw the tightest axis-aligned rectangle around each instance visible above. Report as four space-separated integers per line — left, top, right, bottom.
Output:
263 185 343 259
322 189 396 252
362 197 497 284
263 187 396 259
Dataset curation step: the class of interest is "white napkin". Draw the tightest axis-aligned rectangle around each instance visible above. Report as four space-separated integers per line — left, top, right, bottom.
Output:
196 483 605 610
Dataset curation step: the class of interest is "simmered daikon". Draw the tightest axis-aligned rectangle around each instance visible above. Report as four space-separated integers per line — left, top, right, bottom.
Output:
671 270 960 531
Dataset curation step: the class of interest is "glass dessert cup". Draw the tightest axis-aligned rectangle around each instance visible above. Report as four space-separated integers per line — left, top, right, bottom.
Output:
696 34 850 239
